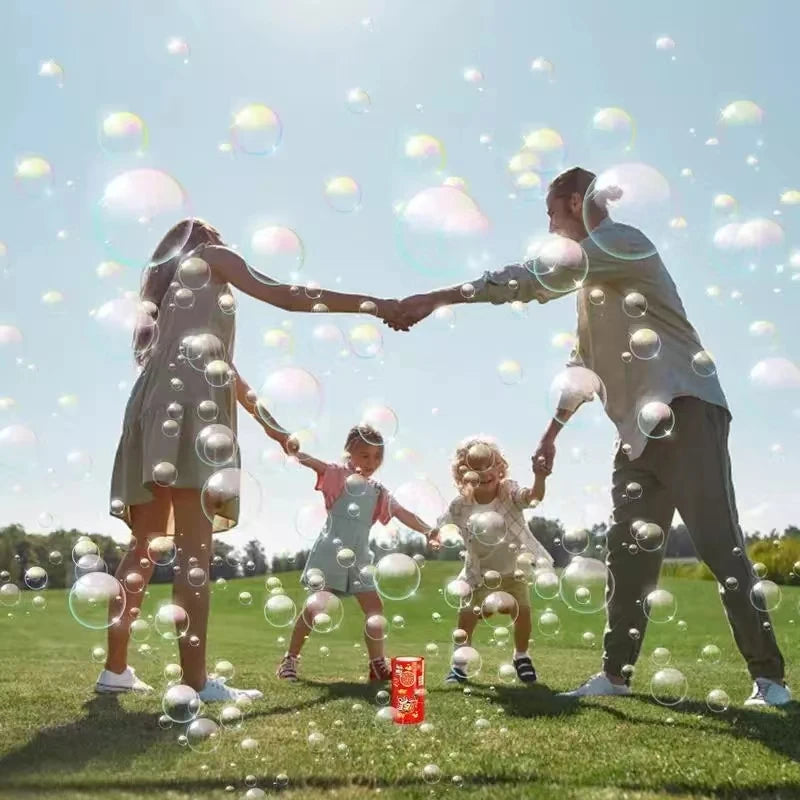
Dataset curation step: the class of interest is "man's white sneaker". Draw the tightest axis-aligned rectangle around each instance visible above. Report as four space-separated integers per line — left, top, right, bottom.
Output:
197 677 263 703
559 672 632 698
744 678 792 707
95 667 153 695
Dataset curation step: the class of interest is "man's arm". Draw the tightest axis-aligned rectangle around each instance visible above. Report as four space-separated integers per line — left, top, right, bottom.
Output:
390 234 643 330
392 263 556 328
533 406 578 475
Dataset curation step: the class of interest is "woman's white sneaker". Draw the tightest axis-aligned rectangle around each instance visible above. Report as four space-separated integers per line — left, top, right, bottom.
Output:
744 678 791 707
559 672 632 698
95 667 153 694
198 677 263 703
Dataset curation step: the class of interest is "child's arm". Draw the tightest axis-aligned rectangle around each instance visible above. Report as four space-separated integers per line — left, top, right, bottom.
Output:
392 503 441 550
232 365 328 475
506 474 547 509
526 472 548 506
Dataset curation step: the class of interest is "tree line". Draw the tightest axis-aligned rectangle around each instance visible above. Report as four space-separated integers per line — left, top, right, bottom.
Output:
1 518 799 590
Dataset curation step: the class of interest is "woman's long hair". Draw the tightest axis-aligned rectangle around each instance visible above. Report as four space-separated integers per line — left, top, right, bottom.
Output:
132 218 222 366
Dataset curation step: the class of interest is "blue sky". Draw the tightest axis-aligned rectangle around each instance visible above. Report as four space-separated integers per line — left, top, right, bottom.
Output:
2 0 799 556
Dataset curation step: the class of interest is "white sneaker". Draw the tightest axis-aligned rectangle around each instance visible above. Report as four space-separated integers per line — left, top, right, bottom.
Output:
197 677 263 703
95 667 153 695
559 672 632 698
744 678 792 707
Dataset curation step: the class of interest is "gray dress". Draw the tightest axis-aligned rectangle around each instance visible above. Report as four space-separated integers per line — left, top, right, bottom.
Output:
109 243 241 533
300 463 391 594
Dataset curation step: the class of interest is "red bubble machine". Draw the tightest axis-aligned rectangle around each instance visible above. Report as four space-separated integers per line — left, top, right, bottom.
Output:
391 657 425 724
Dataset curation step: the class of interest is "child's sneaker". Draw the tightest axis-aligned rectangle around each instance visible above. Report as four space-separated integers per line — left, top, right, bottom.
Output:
368 657 391 682
513 654 537 684
444 665 468 685
276 653 299 681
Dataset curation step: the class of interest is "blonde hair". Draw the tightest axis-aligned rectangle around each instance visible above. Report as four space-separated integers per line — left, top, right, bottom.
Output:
450 435 509 488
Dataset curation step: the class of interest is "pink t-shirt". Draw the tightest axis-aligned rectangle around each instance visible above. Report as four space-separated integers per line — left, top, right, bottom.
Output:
314 463 393 525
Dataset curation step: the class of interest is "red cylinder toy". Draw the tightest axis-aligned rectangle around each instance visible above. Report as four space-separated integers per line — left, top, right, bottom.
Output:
391 656 425 724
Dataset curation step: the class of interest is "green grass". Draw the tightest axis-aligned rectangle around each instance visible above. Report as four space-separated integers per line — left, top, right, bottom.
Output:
1 562 799 800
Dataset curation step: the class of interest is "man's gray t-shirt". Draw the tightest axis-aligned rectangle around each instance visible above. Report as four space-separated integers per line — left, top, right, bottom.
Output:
470 218 729 461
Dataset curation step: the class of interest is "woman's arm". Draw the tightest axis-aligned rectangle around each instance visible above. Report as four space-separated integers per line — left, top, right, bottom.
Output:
232 364 328 475
203 244 395 316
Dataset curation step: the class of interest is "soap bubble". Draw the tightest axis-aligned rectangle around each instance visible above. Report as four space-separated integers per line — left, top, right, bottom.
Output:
583 164 671 260
374 554 420 600
700 644 721 664
95 169 191 268
301 591 344 633
706 688 730 713
24 566 48 591
186 717 221 753
562 528 590 556
68 573 126 629
444 578 473 610
644 589 677 623
162 684 201 724
0 583 21 607
637 402 675 439
452 646 482 678
230 104 282 155
480 591 520 626
324 176 361 213
534 570 560 600
154 603 190 640
395 185 489 279
560 557 612 614
538 610 560 636
650 668 688 706
526 234 588 294
750 580 781 612
346 88 371 113
99 111 148 155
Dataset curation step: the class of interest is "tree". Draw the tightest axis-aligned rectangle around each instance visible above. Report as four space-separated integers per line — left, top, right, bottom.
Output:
243 539 268 575
528 516 568 567
210 540 238 580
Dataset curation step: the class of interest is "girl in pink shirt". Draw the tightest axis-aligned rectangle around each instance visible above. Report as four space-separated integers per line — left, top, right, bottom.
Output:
267 422 440 682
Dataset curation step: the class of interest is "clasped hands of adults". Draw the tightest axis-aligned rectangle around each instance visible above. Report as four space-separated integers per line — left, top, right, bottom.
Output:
375 295 436 332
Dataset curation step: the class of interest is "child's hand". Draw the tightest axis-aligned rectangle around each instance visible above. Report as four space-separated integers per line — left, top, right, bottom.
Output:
427 528 441 551
285 434 301 455
532 439 555 475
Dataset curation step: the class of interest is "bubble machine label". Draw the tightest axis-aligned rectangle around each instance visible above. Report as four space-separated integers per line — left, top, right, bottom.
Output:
391 656 425 724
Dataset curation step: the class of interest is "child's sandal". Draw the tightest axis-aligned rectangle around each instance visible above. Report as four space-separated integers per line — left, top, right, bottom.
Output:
368 657 391 682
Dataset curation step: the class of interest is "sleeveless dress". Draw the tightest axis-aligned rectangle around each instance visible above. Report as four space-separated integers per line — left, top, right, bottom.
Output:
109 243 241 534
300 463 393 595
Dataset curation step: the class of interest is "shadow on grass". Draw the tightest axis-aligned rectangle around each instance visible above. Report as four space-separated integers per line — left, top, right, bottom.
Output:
252 680 578 722
558 691 800 764
1 686 799 798
3 770 800 799
0 694 163 780
453 681 583 720
247 678 379 718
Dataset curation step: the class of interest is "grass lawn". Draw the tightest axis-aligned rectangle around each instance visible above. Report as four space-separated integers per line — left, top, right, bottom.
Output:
0 562 799 800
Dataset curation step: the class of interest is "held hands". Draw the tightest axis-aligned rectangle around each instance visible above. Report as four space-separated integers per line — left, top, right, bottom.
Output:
375 295 436 332
532 436 556 477
426 527 442 551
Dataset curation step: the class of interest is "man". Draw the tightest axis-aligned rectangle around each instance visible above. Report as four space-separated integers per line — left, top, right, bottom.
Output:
385 166 789 706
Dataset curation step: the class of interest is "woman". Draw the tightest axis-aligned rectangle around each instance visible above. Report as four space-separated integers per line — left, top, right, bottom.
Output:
96 218 395 701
